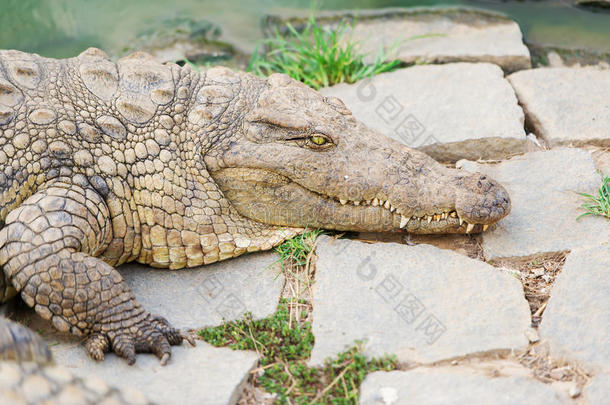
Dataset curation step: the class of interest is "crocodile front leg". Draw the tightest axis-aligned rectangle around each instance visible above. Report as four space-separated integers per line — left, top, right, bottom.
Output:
0 181 193 365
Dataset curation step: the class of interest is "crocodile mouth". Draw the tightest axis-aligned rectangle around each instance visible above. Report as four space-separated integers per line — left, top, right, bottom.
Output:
210 167 498 234
319 194 488 234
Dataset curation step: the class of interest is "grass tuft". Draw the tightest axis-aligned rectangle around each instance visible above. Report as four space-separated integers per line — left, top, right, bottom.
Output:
274 229 324 269
199 299 397 404
578 173 609 219
249 13 401 90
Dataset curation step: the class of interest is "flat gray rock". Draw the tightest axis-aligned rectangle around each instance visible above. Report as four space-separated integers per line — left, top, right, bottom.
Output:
320 63 526 162
119 251 284 329
458 148 609 260
47 339 257 405
359 369 565 405
508 67 610 147
585 373 610 405
309 236 531 366
348 9 531 73
539 245 610 373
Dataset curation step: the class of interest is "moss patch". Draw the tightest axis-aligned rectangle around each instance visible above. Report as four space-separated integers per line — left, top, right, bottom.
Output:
199 299 397 404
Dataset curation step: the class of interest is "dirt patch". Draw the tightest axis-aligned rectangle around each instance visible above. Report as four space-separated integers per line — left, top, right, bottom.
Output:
355 231 485 260
490 252 567 327
515 342 591 389
237 375 276 405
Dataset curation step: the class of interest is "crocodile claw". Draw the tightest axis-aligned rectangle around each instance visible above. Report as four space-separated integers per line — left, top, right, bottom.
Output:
85 314 195 366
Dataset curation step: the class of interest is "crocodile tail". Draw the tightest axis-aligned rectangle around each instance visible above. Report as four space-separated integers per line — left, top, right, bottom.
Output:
0 316 53 364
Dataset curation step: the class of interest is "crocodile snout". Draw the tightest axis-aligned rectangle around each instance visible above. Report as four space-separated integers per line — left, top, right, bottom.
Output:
456 174 511 225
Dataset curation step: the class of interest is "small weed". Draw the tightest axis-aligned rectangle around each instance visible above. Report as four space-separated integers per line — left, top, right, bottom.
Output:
577 174 609 219
249 13 401 90
199 299 397 404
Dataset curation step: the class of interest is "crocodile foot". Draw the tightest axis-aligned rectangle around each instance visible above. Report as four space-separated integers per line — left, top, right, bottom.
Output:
86 314 195 366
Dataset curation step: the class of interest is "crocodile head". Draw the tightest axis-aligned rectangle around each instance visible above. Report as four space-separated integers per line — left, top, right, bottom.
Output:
205 73 511 234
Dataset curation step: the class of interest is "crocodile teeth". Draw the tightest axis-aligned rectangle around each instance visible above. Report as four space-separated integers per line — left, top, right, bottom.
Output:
482 224 489 231
390 206 396 212
372 198 379 206
340 199 347 205
458 217 464 226
354 201 360 206
427 215 432 224
442 212 447 220
400 215 409 228
365 199 371 205
384 200 390 209
466 223 475 233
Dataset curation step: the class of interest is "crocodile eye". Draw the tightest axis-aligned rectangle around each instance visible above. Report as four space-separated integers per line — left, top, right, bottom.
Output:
310 135 327 145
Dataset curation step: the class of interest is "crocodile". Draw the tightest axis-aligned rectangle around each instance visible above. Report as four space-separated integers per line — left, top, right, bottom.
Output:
0 48 511 366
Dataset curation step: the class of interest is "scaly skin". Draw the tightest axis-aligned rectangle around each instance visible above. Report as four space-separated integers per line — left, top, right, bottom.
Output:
0 317 156 404
0 48 511 365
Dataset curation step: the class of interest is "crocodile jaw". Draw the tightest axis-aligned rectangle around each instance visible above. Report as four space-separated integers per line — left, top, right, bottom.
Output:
211 164 510 234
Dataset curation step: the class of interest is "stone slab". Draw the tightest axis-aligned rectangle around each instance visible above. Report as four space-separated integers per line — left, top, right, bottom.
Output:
352 11 530 73
458 148 609 260
266 8 531 72
119 251 284 329
539 245 610 373
584 373 610 405
309 236 531 366
47 340 258 405
359 369 565 405
320 63 526 162
508 67 610 147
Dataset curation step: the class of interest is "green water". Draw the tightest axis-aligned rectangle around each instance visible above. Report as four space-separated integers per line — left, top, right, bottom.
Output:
0 0 609 58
